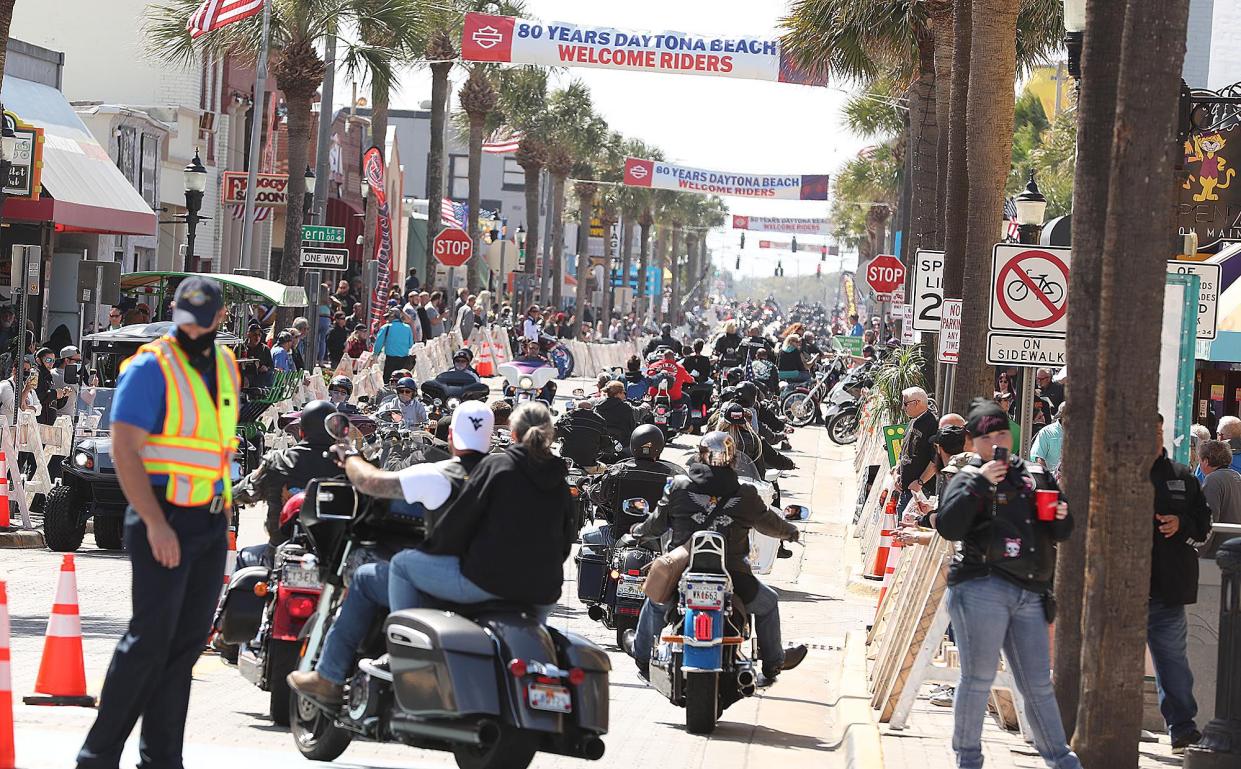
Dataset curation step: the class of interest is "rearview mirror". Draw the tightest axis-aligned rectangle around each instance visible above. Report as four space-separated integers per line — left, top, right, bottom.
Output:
784 504 810 521
324 412 351 441
572 388 585 398
622 497 649 517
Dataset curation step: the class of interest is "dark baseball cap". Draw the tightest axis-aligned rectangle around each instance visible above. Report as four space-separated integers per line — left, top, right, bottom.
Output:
172 276 224 327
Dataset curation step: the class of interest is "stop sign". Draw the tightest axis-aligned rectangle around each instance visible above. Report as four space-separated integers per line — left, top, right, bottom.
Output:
433 227 473 267
863 254 906 297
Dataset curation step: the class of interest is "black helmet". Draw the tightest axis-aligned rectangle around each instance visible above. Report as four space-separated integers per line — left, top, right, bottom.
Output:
299 400 336 445
661 323 672 336
724 366 745 386
329 375 353 395
723 403 749 425
629 424 665 460
454 348 473 362
735 381 758 408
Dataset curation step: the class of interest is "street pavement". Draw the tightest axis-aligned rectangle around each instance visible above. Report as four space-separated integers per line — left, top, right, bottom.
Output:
2 376 875 769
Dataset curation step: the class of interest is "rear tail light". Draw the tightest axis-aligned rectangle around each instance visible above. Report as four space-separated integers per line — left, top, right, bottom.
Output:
568 667 586 685
694 613 714 641
253 582 269 597
508 658 528 677
287 596 315 618
627 569 641 576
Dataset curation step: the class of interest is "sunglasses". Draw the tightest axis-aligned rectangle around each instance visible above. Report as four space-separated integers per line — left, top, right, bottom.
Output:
108 313 121 318
397 388 414 394
329 387 349 395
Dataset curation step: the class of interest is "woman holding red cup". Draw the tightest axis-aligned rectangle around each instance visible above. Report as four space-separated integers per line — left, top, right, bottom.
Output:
934 398 1078 769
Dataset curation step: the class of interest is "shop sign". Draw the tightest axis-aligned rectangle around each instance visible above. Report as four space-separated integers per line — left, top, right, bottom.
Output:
221 171 289 206
3 112 43 199
1178 123 1241 250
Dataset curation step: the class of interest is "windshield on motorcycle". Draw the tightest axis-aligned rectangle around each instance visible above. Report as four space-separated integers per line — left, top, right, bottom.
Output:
74 387 115 436
735 451 761 481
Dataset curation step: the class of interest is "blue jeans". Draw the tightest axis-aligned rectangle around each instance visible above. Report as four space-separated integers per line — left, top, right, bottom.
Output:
632 579 783 676
946 575 1081 769
316 562 390 685
388 551 556 620
1147 599 1198 740
317 315 331 362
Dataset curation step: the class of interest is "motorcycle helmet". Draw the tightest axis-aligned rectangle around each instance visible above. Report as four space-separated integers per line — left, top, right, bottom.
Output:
735 381 759 409
299 399 336 444
455 348 474 362
698 430 737 468
724 367 745 387
722 403 749 426
329 375 353 395
396 376 417 393
630 424 665 460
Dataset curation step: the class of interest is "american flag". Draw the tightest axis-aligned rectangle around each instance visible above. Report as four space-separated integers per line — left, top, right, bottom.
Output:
1003 197 1021 241
482 127 524 154
231 204 271 221
187 0 265 38
441 198 467 229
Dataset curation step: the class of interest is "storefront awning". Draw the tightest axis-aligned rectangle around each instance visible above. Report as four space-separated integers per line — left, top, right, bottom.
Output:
1198 330 1241 362
0 75 156 236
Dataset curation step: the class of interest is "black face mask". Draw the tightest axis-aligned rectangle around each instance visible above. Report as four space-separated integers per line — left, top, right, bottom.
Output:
176 327 216 356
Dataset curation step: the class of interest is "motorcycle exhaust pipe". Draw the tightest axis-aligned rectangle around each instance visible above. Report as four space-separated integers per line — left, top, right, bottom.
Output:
580 735 606 761
736 668 756 697
389 714 499 746
587 605 605 622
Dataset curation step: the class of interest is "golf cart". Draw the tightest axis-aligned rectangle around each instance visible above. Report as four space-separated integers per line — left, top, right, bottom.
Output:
42 321 245 552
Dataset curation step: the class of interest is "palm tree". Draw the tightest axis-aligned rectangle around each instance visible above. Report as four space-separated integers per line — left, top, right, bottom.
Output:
617 138 662 322
497 67 550 283
147 0 423 326
591 132 625 330
542 82 603 310
458 67 498 291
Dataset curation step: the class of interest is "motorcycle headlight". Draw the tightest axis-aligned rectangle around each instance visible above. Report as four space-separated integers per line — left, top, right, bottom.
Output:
519 376 534 389
433 398 442 406
447 397 460 409
73 451 94 470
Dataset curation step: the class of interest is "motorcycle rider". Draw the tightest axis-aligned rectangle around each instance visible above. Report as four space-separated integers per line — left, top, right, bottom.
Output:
623 355 652 401
327 375 360 414
249 399 341 553
646 348 695 409
712 320 743 367
643 323 683 356
286 401 495 705
439 349 481 385
626 431 807 682
376 376 429 428
738 324 772 365
681 339 712 385
589 424 683 521
597 380 647 447
556 398 615 468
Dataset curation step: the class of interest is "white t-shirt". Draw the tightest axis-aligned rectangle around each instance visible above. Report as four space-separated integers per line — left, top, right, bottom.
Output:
396 458 458 508
522 317 541 340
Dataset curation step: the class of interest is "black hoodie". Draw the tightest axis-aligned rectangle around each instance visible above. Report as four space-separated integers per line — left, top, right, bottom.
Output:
423 444 575 605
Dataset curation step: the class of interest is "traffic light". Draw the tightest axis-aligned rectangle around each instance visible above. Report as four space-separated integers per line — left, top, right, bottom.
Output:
740 232 746 249
821 247 826 262
735 255 741 270
791 236 798 253
816 263 822 280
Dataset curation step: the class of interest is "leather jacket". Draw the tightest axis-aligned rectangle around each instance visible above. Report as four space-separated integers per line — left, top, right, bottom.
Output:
255 441 341 545
589 457 683 524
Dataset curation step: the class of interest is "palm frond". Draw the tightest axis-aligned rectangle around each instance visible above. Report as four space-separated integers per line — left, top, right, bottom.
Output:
865 344 927 430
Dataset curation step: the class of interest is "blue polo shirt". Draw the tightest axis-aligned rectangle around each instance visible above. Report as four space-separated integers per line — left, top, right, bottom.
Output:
374 320 413 357
112 350 225 493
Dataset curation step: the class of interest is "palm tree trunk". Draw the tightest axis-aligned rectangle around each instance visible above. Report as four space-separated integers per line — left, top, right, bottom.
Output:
637 219 651 324
276 94 313 327
0 1 17 85
669 225 682 326
1073 0 1191 762
363 84 388 302
467 113 485 292
619 215 634 318
929 1 954 253
1054 0 1123 737
941 0 970 303
653 230 667 323
953 0 1019 405
426 62 452 279
549 173 567 309
600 217 616 328
907 24 939 260
522 166 541 277
574 188 592 337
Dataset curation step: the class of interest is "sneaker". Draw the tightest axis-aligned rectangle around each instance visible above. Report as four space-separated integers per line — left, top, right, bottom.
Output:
930 686 956 707
287 670 344 706
1171 730 1202 755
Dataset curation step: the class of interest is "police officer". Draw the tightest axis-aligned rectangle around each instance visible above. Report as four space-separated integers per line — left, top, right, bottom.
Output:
77 276 239 769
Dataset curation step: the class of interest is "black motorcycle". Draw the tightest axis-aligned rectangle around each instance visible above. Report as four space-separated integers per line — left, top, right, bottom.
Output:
823 363 876 445
288 413 610 769
575 498 656 654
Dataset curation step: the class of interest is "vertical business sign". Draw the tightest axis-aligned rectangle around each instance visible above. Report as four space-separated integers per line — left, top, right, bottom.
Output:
363 146 393 333
937 299 962 363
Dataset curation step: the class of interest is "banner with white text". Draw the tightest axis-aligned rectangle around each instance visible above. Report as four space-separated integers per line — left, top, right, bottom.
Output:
623 157 828 200
732 215 829 235
461 13 828 86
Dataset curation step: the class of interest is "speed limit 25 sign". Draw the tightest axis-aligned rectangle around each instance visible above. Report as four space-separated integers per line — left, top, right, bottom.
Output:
912 249 945 332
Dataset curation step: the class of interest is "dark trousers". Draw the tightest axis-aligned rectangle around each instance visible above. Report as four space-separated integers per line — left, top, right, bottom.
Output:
77 500 227 769
383 354 412 380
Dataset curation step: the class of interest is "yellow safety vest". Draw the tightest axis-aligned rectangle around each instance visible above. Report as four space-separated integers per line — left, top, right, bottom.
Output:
120 335 240 507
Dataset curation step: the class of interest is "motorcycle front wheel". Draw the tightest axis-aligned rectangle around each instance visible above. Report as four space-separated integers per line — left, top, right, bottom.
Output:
452 723 540 769
826 409 860 445
780 392 816 427
289 690 352 761
685 671 720 735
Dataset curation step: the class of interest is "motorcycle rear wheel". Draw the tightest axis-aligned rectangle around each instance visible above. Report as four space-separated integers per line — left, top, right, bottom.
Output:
780 392 816 427
685 671 720 735
289 690 352 761
452 723 540 769
827 409 860 445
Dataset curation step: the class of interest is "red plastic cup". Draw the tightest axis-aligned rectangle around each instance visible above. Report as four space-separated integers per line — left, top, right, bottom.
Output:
1036 489 1059 522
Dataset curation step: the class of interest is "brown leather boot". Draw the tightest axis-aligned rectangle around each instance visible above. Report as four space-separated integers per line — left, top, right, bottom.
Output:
287 670 344 705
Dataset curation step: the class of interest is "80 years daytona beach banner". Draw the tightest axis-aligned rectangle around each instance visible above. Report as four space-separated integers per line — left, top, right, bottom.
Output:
461 13 828 86
732 215 830 235
624 157 829 200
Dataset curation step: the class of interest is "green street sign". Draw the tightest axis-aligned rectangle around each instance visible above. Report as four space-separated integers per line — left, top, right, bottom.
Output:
302 224 346 244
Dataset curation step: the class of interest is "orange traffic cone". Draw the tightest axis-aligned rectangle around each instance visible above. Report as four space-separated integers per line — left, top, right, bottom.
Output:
866 495 898 580
222 528 237 593
0 582 15 769
0 452 8 531
875 538 903 618
23 555 96 707
475 334 495 377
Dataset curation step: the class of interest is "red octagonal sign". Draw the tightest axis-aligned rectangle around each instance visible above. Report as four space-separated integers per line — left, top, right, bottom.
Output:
863 254 906 298
434 227 473 267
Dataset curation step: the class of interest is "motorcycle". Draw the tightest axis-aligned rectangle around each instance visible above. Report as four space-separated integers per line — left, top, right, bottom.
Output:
498 362 559 408
575 498 657 655
288 413 610 769
215 522 322 725
779 355 846 427
822 364 876 446
685 383 714 434
648 379 687 442
420 372 490 422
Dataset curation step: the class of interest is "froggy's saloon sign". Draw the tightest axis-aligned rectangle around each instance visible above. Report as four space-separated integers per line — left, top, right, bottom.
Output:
1179 123 1241 249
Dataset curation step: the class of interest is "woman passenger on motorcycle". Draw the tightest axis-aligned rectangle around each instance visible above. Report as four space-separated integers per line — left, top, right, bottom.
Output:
387 402 576 620
623 355 653 401
597 380 646 447
777 334 811 384
680 339 712 385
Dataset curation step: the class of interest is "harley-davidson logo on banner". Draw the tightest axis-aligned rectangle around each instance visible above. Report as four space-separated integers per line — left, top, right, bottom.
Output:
624 157 829 200
732 215 829 235
461 13 828 87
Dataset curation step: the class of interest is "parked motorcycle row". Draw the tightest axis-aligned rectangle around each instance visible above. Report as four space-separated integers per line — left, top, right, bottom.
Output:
210 311 842 766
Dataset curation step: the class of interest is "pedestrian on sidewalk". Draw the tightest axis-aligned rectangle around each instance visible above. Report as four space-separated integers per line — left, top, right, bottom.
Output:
374 308 415 380
896 387 937 512
1150 415 1212 754
935 398 1081 769
1211 415 1241 472
1198 438 1241 557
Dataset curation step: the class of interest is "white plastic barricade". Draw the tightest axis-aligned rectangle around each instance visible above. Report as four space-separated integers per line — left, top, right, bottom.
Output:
1 425 31 528
412 342 434 382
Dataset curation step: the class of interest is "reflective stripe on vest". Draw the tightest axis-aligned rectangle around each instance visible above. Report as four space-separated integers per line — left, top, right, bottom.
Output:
122 336 240 507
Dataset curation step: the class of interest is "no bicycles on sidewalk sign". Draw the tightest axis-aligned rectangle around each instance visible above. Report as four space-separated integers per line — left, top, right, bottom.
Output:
987 244 1071 365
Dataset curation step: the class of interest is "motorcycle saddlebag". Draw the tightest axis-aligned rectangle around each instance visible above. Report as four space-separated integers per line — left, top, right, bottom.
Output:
576 525 616 602
384 610 501 717
547 628 611 734
218 565 269 645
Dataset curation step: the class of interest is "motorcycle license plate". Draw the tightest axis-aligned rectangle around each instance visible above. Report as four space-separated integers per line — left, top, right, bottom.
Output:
685 583 725 610
283 564 320 590
528 683 572 713
616 579 644 599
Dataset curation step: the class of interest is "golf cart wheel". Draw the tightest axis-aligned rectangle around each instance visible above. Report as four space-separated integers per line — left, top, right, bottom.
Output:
453 723 540 769
93 515 125 551
43 485 86 552
780 392 815 427
827 410 860 446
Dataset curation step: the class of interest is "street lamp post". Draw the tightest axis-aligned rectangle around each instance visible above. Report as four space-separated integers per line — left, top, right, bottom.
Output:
182 149 207 272
1184 537 1241 768
1063 0 1085 81
303 165 315 222
1013 170 1047 457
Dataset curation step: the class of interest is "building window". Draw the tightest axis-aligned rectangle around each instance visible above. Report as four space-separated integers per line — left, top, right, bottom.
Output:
117 126 137 186
449 154 469 200
503 157 525 191
139 134 159 209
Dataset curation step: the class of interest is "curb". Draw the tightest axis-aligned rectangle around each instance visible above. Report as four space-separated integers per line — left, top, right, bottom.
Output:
830 630 883 769
0 528 45 548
